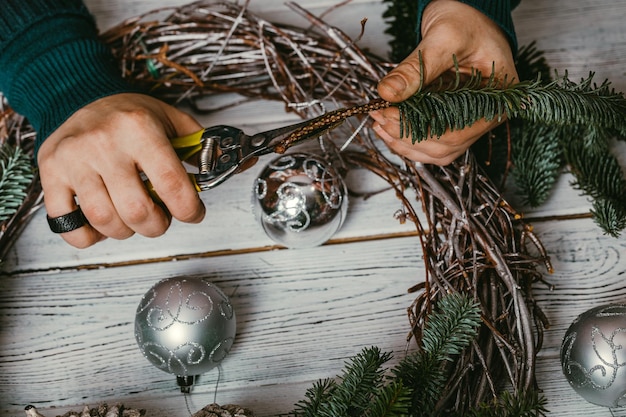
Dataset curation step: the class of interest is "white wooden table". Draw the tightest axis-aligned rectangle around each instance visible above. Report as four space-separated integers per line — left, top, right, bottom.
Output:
1 1 626 416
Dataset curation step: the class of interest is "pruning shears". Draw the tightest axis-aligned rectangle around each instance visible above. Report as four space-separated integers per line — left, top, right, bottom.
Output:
46 112 344 234
167 118 331 193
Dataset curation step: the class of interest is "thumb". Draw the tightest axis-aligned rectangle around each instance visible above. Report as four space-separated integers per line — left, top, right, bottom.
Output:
378 37 456 103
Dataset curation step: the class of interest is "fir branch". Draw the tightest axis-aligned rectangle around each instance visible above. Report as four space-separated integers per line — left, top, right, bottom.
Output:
391 349 446 415
563 127 626 201
292 378 337 417
393 293 481 415
590 198 626 238
511 123 562 207
290 295 480 417
464 390 549 417
0 144 34 222
421 292 481 361
291 347 412 417
561 129 626 236
363 381 412 417
514 42 552 83
397 71 626 145
381 0 418 63
319 347 391 417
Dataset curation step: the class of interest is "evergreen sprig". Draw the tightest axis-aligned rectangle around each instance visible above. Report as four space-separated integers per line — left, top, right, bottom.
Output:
381 0 418 63
510 123 563 207
394 56 626 236
291 346 412 417
290 294 491 417
465 390 548 417
393 293 481 415
0 144 34 222
397 68 626 145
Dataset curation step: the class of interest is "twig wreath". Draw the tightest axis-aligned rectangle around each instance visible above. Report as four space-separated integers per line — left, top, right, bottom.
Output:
2 0 626 415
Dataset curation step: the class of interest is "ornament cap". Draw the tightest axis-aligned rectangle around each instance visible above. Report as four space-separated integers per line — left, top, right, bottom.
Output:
176 375 197 393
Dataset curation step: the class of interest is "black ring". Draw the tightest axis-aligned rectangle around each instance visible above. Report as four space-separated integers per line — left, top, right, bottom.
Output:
47 208 89 233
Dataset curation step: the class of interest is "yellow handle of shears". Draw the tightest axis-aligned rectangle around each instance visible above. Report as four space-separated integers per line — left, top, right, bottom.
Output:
144 129 207 201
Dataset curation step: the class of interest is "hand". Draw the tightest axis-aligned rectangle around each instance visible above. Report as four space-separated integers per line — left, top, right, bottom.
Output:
38 93 206 248
370 0 518 165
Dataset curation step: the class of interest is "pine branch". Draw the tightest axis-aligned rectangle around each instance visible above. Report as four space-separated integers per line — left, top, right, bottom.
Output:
391 350 445 415
363 381 412 417
464 390 549 417
381 0 418 63
563 132 626 236
511 123 562 207
393 293 481 416
318 347 391 417
0 144 34 222
292 378 337 417
421 292 481 361
291 347 412 417
563 128 626 201
590 198 626 238
514 42 552 84
290 295 480 417
394 60 626 235
397 71 626 145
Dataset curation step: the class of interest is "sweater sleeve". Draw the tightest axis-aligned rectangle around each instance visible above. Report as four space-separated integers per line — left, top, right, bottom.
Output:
0 0 139 155
416 0 521 54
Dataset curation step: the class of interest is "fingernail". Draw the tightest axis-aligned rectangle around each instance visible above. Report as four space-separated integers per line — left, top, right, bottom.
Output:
382 74 407 95
370 110 385 125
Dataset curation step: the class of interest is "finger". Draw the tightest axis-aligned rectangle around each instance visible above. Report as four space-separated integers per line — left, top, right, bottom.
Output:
42 183 105 249
377 36 462 103
100 162 171 238
140 143 205 225
73 174 137 240
374 117 495 165
148 107 206 224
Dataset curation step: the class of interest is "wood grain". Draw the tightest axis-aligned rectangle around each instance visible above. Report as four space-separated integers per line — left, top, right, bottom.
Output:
2 218 625 416
1 0 626 416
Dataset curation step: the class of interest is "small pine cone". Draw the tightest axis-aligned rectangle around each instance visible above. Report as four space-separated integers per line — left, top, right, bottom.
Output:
53 404 144 417
191 403 255 417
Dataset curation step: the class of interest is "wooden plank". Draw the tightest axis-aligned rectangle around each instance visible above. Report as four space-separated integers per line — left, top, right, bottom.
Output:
1 236 424 415
1 217 625 416
2 1 626 417
513 0 626 92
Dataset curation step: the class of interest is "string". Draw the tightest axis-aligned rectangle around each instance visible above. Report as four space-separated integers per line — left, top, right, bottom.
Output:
214 364 223 404
181 366 224 416
184 392 193 417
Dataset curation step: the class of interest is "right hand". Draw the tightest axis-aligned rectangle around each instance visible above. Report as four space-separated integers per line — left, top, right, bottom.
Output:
38 93 206 248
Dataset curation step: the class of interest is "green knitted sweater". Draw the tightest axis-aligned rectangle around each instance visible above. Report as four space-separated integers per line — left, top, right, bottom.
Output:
0 0 138 155
0 0 519 156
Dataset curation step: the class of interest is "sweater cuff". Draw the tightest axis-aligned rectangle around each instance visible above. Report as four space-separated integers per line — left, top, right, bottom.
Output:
416 0 520 55
0 1 138 155
9 40 137 154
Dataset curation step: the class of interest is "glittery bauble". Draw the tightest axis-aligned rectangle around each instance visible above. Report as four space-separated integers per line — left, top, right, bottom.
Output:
135 276 236 380
560 303 626 407
252 152 348 248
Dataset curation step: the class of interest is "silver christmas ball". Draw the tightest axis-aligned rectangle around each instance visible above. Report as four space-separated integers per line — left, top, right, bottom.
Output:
560 303 626 407
135 276 236 383
252 152 348 248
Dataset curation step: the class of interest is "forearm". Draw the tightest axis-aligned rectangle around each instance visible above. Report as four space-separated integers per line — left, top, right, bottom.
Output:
0 0 137 155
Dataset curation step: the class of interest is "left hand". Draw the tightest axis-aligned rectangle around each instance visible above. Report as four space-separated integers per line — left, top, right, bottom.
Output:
370 0 518 165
